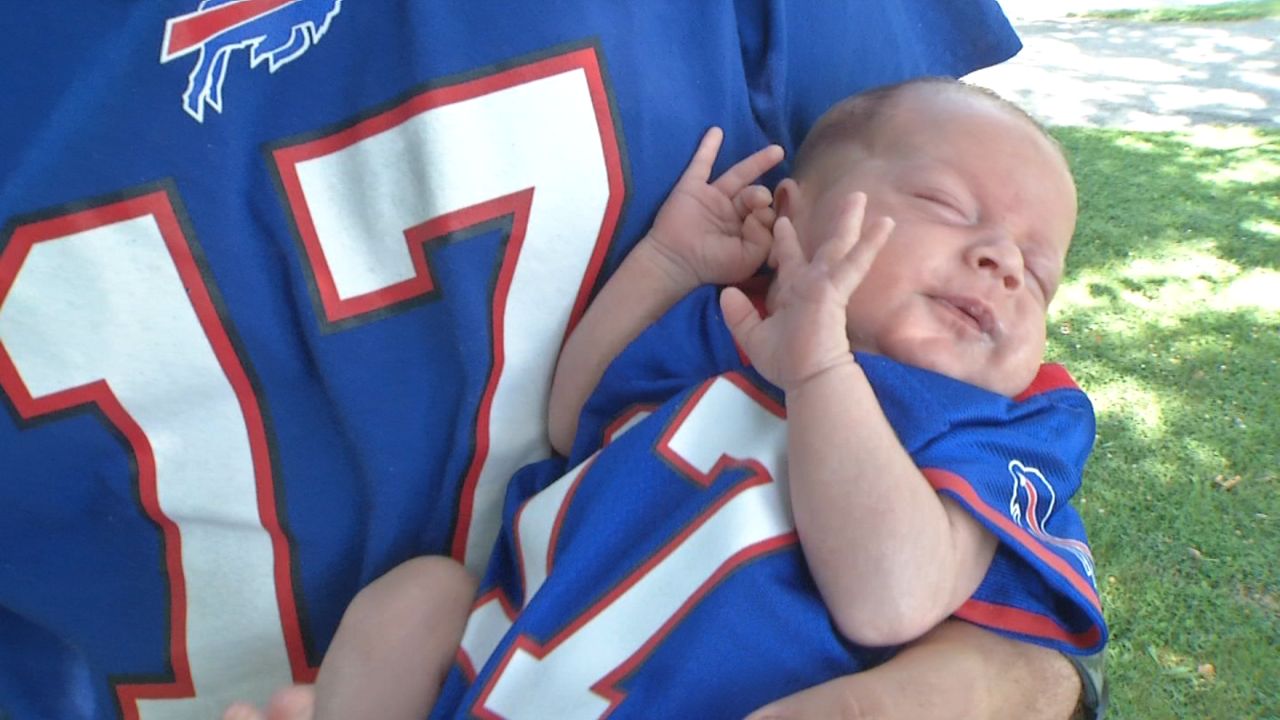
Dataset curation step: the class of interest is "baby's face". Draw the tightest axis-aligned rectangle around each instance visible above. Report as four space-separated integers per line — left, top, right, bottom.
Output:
783 87 1077 396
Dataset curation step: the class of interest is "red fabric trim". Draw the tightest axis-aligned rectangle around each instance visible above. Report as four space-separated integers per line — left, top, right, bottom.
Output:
922 468 1101 612
1014 363 1079 402
955 599 1102 650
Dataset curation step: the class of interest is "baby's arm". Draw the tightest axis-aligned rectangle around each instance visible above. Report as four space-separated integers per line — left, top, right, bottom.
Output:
721 194 997 648
548 128 782 454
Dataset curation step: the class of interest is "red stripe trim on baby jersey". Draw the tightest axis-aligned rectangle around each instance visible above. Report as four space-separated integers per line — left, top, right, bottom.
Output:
1014 363 1079 402
922 468 1101 612
954 598 1102 650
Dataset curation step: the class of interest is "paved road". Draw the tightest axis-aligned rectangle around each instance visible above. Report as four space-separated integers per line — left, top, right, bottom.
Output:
996 0 1240 20
965 9 1279 130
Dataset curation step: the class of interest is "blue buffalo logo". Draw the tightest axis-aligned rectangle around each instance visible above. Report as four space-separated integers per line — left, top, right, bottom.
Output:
160 0 342 122
1007 460 1096 580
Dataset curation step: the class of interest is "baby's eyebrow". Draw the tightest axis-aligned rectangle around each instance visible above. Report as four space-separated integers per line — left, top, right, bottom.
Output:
907 161 967 186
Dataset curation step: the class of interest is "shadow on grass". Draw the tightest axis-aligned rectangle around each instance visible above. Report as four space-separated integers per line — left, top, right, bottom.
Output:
1055 126 1279 272
1042 127 1279 716
1055 308 1280 716
1054 306 1276 475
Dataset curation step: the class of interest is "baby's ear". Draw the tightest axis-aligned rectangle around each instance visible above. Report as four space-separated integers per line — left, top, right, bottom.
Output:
774 177 801 219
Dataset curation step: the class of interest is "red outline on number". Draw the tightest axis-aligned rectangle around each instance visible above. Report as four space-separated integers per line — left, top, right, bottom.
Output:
510 454 594 600
456 587 520 682
447 188 535 563
0 189 314 717
602 403 657 446
472 374 796 718
532 406 656 585
658 373 785 488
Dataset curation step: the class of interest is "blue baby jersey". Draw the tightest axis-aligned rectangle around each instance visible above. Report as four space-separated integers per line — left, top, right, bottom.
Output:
436 287 1105 718
0 3 1021 718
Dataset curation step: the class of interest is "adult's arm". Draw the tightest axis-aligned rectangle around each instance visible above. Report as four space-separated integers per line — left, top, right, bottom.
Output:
749 620 1088 720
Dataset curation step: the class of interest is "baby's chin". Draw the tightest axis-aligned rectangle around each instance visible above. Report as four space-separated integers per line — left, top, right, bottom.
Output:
961 365 1040 397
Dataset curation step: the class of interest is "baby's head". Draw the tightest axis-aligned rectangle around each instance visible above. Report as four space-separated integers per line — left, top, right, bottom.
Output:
775 78 1077 396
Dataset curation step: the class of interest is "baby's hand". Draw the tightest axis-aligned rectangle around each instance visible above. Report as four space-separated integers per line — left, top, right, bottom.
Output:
222 685 315 720
721 192 894 390
645 127 783 289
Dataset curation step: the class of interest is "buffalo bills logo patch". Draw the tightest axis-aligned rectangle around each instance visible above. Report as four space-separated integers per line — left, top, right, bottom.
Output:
1008 459 1096 580
160 0 342 122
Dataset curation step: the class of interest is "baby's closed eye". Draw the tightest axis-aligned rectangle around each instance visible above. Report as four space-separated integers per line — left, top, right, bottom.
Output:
911 189 972 223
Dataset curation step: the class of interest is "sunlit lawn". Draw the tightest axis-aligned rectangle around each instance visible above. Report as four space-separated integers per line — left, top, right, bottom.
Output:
1047 124 1279 718
1078 0 1280 21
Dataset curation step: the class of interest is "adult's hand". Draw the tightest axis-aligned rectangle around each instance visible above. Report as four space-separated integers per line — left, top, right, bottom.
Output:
746 620 1083 720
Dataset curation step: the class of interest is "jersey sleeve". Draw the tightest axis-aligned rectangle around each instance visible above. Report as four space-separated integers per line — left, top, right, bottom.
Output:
739 3 1021 162
857 354 1107 654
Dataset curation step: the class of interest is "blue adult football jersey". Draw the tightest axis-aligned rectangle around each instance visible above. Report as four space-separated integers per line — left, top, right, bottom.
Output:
434 287 1105 718
0 3 1020 717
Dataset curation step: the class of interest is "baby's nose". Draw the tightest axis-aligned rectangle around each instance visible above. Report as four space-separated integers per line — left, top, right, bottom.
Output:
967 236 1024 291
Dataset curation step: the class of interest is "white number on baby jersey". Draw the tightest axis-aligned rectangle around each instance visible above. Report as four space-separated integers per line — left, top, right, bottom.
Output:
460 375 797 719
0 47 621 718
271 46 623 570
0 189 304 719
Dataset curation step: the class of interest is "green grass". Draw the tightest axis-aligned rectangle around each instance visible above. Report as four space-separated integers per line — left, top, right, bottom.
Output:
1075 0 1280 21
1047 124 1279 718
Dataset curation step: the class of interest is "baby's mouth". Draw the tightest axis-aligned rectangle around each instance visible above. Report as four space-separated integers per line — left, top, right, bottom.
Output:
931 296 997 336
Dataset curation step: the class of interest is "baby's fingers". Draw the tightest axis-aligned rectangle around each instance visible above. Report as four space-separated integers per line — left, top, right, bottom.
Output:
713 144 784 197
831 216 894 296
751 204 777 230
732 185 772 219
741 213 774 260
812 192 868 268
221 703 264 720
677 127 725 185
720 286 765 349
768 216 805 272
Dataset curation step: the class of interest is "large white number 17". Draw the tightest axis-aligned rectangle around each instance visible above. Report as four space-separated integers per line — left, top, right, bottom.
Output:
0 46 622 717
